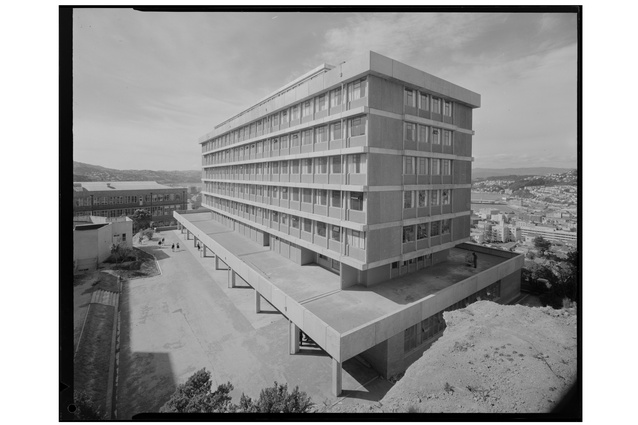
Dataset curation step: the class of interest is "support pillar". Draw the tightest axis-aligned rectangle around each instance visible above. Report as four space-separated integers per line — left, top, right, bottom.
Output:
289 321 300 355
228 270 236 289
186 230 190 240
255 289 261 313
215 256 220 270
202 245 207 257
332 358 342 397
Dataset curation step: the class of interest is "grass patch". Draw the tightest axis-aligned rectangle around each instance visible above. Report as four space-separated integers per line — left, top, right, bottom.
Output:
74 303 116 417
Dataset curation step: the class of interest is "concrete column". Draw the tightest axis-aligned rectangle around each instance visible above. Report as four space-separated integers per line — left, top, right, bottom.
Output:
289 321 300 355
202 245 207 257
255 289 261 313
215 256 220 270
186 230 190 240
332 358 342 397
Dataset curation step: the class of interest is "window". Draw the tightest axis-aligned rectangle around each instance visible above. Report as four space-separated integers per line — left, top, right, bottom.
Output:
443 130 452 146
281 135 289 149
281 109 288 123
441 189 450 205
272 138 279 151
331 190 341 208
316 157 328 174
348 79 366 101
291 104 300 120
405 122 415 142
432 97 441 114
442 159 451 176
403 191 414 209
350 154 362 173
404 88 415 107
291 216 300 229
291 160 300 174
291 133 300 147
302 129 313 145
418 157 428 175
331 225 341 241
272 186 278 199
302 100 313 117
281 213 288 226
403 225 415 243
350 192 363 211
430 220 440 236
303 218 312 233
272 113 279 126
330 88 342 107
430 158 444 177
432 128 441 144
272 211 279 222
303 158 313 174
418 190 427 207
417 223 429 240
302 188 312 203
331 122 342 140
430 189 440 206
348 230 364 249
316 125 328 143
350 116 366 137
316 222 327 237
292 187 300 201
441 219 451 234
315 189 327 206
316 94 327 112
419 92 429 110
331 156 342 174
257 141 263 153
281 187 288 200
281 160 288 174
404 156 415 175
443 101 452 117
272 162 279 174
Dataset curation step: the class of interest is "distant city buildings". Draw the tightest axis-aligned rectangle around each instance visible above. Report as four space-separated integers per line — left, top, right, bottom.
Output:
73 181 188 226
174 51 524 395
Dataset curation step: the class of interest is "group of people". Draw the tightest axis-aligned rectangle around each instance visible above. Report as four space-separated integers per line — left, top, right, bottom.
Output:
155 237 181 252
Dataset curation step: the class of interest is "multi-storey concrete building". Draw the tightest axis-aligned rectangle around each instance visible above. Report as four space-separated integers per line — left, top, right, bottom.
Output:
73 181 188 227
174 51 523 395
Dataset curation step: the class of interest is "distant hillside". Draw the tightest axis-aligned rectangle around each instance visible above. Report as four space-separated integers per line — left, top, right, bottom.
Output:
73 161 201 185
472 167 574 180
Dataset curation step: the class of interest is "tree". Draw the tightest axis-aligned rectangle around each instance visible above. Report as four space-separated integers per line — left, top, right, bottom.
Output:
132 209 152 232
110 242 133 264
244 381 314 413
533 236 552 256
73 390 104 420
160 369 235 413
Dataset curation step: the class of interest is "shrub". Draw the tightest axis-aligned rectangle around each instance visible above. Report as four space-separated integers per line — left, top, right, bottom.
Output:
160 369 234 413
73 390 104 420
241 382 314 413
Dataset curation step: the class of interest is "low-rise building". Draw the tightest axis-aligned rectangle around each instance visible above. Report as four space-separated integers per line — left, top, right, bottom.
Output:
73 181 188 226
73 215 133 272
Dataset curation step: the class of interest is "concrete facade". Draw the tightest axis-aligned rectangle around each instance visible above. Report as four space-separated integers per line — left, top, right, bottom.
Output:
73 181 188 226
179 51 522 396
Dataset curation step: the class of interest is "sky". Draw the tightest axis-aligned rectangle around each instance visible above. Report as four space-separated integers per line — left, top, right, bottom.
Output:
72 9 578 171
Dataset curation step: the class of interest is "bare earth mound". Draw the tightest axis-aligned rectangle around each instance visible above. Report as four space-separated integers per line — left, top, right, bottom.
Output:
330 301 577 414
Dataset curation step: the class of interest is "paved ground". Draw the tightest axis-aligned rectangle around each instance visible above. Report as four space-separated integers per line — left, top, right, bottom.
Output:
117 230 391 418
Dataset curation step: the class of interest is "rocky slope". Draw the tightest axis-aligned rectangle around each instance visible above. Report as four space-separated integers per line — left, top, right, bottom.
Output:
329 301 577 414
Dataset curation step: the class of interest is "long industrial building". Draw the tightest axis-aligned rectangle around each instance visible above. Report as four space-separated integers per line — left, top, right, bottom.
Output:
174 51 523 395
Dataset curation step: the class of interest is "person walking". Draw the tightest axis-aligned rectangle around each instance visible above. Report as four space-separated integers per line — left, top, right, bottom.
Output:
171 243 175 252
472 252 478 269
162 237 165 244
176 242 180 251
158 240 161 247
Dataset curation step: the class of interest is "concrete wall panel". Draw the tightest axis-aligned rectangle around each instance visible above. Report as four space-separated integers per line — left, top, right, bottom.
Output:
368 74 403 114
368 115 403 149
341 322 376 361
303 310 327 348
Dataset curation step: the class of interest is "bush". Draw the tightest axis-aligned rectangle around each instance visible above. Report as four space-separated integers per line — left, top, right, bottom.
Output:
73 390 104 420
242 381 314 413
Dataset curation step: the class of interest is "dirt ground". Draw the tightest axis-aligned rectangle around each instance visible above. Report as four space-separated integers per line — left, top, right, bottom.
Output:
328 301 578 414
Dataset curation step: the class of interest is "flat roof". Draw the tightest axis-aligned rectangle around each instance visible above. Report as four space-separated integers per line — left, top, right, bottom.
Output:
73 181 186 192
180 213 509 335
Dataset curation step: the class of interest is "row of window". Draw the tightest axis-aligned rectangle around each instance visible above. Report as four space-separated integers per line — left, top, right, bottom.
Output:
86 205 181 219
202 78 368 153
403 157 452 176
404 88 453 117
206 187 365 211
204 154 365 179
402 219 452 243
203 116 366 165
403 280 501 353
403 189 452 209
405 123 452 145
208 197 366 249
74 194 181 207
